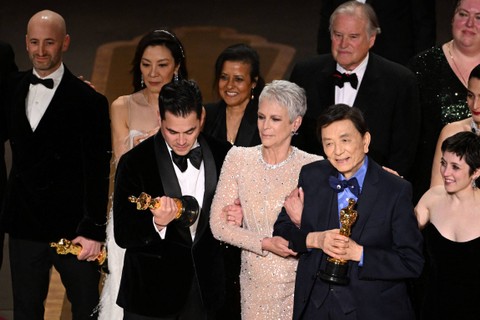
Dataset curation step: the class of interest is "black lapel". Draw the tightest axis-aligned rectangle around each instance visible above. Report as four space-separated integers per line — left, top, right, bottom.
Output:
31 68 74 134
153 133 191 244
153 133 182 198
194 134 217 244
235 100 258 146
324 165 341 230
11 74 33 135
351 158 379 240
303 162 338 232
353 54 380 111
319 58 337 107
207 102 227 141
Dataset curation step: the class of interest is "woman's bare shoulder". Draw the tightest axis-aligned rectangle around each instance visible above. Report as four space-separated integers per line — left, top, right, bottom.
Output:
421 185 446 204
111 94 130 108
440 118 471 138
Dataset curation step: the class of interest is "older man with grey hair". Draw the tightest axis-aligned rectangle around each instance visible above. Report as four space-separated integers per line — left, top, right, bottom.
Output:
290 1 420 183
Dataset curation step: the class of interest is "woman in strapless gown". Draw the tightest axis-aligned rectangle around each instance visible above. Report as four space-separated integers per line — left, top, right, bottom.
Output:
415 131 480 320
421 224 480 320
98 29 188 319
210 80 323 320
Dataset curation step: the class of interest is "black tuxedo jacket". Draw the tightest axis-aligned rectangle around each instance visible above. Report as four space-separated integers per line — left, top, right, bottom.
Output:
113 133 230 317
290 53 420 178
316 0 436 65
274 158 424 319
204 99 261 147
1 67 111 242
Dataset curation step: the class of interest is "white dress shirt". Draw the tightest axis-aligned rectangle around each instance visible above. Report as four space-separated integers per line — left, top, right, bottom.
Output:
334 54 369 107
26 64 64 131
155 141 205 240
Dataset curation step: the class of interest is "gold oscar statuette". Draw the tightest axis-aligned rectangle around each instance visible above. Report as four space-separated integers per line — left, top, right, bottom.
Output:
50 238 107 265
128 192 199 227
319 198 358 285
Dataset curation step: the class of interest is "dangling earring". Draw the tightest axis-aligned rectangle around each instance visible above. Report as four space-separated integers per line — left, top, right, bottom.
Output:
141 75 145 88
251 88 255 100
473 179 478 190
174 73 179 83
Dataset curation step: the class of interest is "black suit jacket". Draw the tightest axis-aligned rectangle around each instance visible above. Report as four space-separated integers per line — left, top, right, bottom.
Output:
290 53 420 178
113 133 230 317
1 67 111 242
274 158 424 320
204 99 261 147
317 0 436 65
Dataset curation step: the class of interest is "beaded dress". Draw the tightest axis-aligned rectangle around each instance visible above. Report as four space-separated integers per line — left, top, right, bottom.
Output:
99 91 160 320
210 146 322 320
421 224 480 320
408 46 470 201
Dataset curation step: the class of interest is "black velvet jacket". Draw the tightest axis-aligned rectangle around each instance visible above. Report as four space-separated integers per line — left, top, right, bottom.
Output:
113 133 230 317
1 67 111 242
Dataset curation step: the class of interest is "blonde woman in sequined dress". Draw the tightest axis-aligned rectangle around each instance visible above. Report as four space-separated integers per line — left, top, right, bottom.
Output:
99 29 187 319
210 80 323 320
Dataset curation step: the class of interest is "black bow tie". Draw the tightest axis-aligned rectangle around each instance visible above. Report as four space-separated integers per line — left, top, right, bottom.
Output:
333 71 358 89
328 176 361 197
30 74 54 89
171 147 202 172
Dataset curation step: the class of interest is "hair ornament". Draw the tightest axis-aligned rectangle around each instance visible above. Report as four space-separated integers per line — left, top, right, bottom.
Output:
153 29 185 58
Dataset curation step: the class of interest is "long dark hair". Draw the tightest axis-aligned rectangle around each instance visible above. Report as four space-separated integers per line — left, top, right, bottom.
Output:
131 29 188 92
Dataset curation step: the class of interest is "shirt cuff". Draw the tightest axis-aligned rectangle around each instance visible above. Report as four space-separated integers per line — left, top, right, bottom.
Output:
152 217 167 239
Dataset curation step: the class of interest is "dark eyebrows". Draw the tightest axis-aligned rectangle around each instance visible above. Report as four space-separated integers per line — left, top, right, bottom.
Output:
141 57 170 63
166 126 197 134
440 156 462 167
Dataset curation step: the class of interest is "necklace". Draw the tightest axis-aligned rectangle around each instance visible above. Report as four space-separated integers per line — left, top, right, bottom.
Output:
260 146 296 169
226 106 245 146
448 40 469 87
227 134 235 145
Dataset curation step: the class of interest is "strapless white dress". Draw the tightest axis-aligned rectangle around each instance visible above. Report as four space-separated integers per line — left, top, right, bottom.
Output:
98 129 146 320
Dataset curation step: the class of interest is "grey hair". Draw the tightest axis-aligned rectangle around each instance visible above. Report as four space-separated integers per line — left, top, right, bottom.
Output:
329 1 381 37
259 80 307 122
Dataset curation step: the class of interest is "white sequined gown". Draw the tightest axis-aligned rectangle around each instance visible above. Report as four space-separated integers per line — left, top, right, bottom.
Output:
99 92 159 320
210 146 322 320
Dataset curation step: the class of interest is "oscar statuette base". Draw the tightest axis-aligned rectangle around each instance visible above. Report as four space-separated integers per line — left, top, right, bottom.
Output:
319 259 349 285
